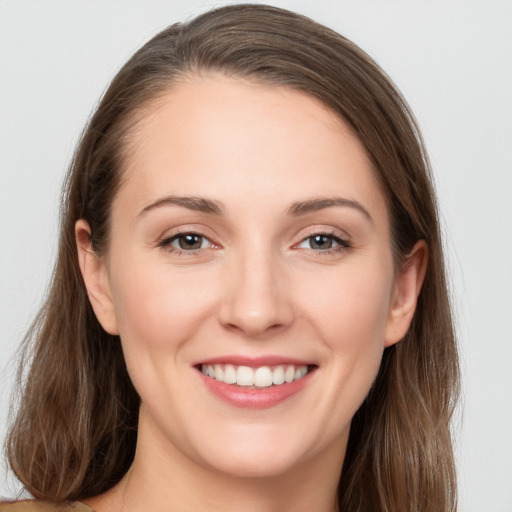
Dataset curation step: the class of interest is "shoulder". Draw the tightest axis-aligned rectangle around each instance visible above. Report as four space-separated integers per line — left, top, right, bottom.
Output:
0 500 93 512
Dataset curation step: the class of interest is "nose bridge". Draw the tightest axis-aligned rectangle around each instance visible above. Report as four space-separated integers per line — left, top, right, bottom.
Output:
219 241 293 337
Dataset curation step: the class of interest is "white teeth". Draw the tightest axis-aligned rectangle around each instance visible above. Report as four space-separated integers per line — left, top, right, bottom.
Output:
295 366 307 379
223 364 237 384
236 366 254 386
272 366 285 385
284 365 295 383
214 365 224 381
200 363 310 387
254 367 273 388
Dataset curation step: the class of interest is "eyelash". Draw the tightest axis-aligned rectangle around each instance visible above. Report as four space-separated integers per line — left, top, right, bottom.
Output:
296 232 352 255
158 230 351 257
158 231 215 255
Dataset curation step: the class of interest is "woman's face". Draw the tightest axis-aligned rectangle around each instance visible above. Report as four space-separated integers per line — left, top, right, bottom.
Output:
80 75 421 479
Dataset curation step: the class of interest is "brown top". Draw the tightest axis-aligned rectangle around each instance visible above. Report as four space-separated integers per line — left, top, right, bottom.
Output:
0 500 94 512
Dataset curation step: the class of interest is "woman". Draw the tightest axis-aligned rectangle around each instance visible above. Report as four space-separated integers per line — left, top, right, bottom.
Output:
4 4 459 511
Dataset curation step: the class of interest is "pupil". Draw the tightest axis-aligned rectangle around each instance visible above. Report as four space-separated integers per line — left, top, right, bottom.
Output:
179 234 202 250
311 235 332 250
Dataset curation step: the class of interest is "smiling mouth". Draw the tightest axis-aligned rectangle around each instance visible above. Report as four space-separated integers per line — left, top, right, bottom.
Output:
199 363 316 388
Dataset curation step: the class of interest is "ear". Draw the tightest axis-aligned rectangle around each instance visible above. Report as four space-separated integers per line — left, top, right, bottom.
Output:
384 240 428 347
75 219 119 335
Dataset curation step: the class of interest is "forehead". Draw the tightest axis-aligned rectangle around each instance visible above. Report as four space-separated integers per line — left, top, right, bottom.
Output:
115 74 387 223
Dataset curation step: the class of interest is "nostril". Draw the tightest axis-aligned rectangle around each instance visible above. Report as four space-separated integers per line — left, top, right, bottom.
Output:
222 320 289 338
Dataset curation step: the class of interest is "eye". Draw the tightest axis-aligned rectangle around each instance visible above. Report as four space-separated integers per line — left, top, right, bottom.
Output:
160 232 214 252
297 233 350 251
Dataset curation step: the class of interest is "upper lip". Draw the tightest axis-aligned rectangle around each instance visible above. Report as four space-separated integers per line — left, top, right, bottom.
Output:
194 355 316 368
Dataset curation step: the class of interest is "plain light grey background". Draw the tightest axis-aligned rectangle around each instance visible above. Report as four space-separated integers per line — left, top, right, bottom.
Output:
1 1 511 510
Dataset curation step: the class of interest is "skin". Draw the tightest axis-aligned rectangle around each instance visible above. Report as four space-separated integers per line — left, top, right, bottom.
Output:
77 75 427 512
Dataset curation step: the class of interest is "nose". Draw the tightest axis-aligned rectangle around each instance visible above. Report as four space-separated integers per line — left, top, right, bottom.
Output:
218 250 294 338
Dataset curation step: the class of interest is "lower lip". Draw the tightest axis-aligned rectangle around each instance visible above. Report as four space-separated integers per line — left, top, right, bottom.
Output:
199 369 315 409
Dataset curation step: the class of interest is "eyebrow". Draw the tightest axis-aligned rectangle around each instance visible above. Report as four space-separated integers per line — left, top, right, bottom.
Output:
139 195 224 216
138 194 372 222
287 197 373 222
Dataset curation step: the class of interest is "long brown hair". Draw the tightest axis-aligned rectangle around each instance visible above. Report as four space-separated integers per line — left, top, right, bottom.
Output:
7 4 459 511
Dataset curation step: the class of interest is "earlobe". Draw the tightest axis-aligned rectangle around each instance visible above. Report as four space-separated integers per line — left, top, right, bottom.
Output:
384 240 428 347
75 219 119 335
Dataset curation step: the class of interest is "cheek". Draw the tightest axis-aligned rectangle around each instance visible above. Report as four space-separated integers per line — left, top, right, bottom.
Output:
108 259 216 363
303 262 393 347
297 262 393 422
107 261 222 427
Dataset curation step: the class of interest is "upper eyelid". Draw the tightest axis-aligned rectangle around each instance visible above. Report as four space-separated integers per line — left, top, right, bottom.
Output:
158 225 218 243
295 226 351 242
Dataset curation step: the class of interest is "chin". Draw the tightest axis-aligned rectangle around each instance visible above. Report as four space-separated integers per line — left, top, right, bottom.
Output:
189 421 341 481
201 449 304 479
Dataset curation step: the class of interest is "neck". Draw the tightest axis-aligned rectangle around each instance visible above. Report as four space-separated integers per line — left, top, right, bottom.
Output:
85 411 345 512
121 458 341 512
